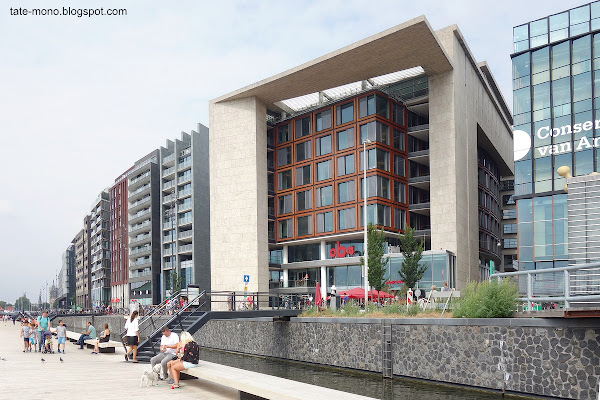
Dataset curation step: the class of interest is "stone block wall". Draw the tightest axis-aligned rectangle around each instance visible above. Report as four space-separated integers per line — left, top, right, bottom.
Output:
195 318 600 400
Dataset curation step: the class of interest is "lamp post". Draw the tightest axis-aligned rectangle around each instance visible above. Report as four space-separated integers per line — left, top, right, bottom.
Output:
363 138 372 307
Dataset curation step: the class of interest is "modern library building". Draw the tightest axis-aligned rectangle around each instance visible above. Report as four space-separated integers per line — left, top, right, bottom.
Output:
209 16 513 299
512 1 600 270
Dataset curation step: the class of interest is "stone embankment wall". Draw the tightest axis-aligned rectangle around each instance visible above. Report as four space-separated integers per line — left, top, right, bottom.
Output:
192 317 600 400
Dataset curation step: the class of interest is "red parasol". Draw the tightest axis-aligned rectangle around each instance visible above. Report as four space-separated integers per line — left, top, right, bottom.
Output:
315 282 322 306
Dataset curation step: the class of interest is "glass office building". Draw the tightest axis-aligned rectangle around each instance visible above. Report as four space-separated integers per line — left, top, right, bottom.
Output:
512 1 600 270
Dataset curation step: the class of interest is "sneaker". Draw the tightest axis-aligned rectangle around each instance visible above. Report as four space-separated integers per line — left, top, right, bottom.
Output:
124 354 128 362
167 378 174 384
91 351 97 354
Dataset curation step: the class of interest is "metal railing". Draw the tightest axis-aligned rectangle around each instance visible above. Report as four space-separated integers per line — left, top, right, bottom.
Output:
490 262 600 309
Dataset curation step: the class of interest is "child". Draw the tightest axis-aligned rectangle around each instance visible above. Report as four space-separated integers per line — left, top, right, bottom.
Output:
44 333 53 354
29 322 37 352
56 320 67 354
20 321 30 353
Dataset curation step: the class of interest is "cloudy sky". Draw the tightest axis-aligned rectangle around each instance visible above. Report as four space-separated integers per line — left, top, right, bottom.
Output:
0 0 588 304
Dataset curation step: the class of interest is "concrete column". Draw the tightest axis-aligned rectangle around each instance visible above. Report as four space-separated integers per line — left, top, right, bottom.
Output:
282 245 289 288
320 266 327 300
282 269 289 288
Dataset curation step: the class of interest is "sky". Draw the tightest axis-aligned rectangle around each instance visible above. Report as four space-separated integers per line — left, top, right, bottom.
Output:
0 0 589 304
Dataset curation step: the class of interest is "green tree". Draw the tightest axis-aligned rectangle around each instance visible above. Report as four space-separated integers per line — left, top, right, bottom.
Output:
15 295 31 311
398 224 427 289
171 269 182 293
360 223 387 291
0 300 7 309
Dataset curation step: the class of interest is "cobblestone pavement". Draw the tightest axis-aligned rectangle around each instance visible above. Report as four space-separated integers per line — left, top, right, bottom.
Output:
0 320 236 400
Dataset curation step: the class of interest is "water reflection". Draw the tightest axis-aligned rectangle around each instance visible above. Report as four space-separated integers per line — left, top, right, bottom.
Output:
198 348 529 400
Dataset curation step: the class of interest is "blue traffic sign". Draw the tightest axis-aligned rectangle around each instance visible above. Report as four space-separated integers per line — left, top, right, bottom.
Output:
243 275 250 283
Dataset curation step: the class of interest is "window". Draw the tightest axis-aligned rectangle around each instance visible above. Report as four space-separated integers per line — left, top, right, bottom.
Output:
296 165 311 186
295 117 311 138
392 129 405 151
360 204 391 227
296 190 312 212
316 159 332 181
503 209 517 219
297 215 313 236
337 127 355 150
359 148 389 171
392 103 404 125
277 123 290 144
315 109 331 132
336 102 354 125
277 146 292 167
337 154 355 176
316 185 333 207
278 194 292 215
503 224 517 234
296 140 311 162
337 180 355 203
394 208 406 229
359 94 388 118
277 170 292 190
315 135 332 156
360 121 389 145
360 176 390 199
278 219 292 239
338 208 356 230
393 155 405 176
394 181 406 203
316 211 333 233
504 238 517 249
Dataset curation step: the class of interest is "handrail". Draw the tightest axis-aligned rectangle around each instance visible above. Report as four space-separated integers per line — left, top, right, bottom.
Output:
119 290 181 342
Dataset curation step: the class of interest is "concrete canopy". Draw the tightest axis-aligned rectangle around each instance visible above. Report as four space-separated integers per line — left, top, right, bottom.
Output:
211 16 453 109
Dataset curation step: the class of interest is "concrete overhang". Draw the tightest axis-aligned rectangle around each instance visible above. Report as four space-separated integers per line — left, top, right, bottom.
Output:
211 16 453 109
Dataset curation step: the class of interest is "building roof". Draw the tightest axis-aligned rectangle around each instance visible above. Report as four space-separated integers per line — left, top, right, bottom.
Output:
211 16 453 109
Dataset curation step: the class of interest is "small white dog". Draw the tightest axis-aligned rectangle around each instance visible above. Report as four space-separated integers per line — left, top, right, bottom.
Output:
140 364 162 388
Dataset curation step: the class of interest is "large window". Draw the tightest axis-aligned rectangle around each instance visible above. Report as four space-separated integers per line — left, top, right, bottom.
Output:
359 94 388 118
337 180 355 203
336 102 354 125
315 135 332 157
338 207 356 230
360 204 391 227
277 170 292 190
394 181 406 203
392 129 405 151
337 127 355 150
278 219 292 239
360 148 389 171
393 155 405 176
359 121 389 145
278 194 292 215
277 123 291 144
316 159 332 181
360 176 390 199
392 103 404 125
337 154 355 176
295 116 311 138
297 215 313 236
315 109 332 132
296 165 311 186
277 146 292 167
296 190 312 212
316 185 333 207
394 208 406 229
316 211 333 233
296 140 311 162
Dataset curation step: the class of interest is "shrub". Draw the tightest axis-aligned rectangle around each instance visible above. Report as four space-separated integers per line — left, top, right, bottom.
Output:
342 301 362 317
406 303 421 316
453 279 518 318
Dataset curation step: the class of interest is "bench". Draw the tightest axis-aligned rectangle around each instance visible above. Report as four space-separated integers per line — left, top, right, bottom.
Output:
65 330 120 353
181 360 376 400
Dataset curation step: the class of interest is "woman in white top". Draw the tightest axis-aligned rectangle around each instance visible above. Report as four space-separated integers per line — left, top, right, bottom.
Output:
124 310 140 363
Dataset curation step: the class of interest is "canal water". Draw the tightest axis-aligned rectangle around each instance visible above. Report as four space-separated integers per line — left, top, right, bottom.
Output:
198 348 530 400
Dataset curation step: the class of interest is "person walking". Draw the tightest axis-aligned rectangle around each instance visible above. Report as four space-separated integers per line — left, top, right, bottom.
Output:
20 321 31 352
150 326 179 381
166 331 199 389
124 310 140 363
36 311 51 352
56 320 67 354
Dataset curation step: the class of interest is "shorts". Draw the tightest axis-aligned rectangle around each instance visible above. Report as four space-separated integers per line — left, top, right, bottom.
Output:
126 336 138 346
29 337 35 344
23 338 29 342
182 362 198 369
58 337 66 344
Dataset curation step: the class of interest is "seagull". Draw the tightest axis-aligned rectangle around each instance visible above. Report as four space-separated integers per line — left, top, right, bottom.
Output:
60 357 64 363
41 358 45 363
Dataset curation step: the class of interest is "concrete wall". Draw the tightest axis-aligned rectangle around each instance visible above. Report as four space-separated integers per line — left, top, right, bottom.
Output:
209 97 269 298
193 317 600 400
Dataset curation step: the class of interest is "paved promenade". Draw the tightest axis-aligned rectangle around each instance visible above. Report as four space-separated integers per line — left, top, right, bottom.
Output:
0 320 236 399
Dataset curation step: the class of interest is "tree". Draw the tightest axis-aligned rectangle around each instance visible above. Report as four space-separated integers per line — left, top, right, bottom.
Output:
398 224 427 289
0 300 6 309
360 223 387 291
14 295 31 311
171 269 182 293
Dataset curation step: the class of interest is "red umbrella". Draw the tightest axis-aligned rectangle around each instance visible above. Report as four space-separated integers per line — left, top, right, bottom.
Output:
338 287 367 300
315 282 322 306
369 289 394 299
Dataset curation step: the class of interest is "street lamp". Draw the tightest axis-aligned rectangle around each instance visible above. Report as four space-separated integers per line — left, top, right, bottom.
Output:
363 138 372 307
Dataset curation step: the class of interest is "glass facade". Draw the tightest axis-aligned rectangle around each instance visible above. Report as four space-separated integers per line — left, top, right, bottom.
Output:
512 2 600 269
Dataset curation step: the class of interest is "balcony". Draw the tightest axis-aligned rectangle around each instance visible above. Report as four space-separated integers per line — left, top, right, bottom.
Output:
130 220 151 233
128 183 151 201
407 149 429 166
179 188 192 198
163 220 176 230
179 200 192 212
409 201 431 215
129 245 151 258
129 171 151 190
178 159 191 170
129 208 151 225
178 216 192 226
178 244 193 253
177 173 192 184
163 248 173 256
162 153 175 166
163 180 175 191
178 230 193 240
163 193 176 203
407 124 429 141
163 166 176 178
163 232 175 243
408 175 431 190
131 258 151 267
130 233 151 245
129 196 151 213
